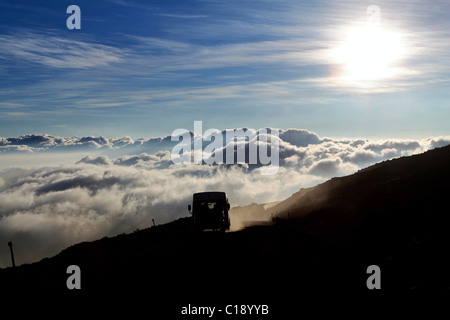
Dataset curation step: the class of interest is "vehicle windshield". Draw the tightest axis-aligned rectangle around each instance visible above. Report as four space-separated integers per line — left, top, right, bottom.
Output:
196 202 223 212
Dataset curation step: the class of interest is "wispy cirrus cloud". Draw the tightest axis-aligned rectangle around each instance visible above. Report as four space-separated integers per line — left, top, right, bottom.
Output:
156 13 210 19
0 31 127 69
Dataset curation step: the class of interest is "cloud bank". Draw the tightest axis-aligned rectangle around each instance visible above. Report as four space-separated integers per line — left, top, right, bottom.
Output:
0 128 449 267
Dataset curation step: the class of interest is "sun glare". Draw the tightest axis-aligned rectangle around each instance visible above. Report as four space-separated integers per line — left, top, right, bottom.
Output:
334 25 404 81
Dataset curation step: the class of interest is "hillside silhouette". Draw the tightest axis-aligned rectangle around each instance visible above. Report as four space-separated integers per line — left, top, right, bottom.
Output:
1 145 449 314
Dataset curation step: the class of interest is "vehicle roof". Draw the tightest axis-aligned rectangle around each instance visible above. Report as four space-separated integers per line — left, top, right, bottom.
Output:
193 191 228 202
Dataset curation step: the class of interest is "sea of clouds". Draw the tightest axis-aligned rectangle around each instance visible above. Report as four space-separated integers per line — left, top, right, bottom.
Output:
1 128 449 267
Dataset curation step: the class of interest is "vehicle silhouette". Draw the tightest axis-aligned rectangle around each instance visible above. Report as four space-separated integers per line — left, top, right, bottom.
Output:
188 191 231 232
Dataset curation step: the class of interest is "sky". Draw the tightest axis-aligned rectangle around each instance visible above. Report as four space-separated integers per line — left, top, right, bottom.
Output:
0 0 449 139
1 0 450 267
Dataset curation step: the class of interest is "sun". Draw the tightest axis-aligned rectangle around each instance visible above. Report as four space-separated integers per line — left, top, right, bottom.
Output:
334 25 404 81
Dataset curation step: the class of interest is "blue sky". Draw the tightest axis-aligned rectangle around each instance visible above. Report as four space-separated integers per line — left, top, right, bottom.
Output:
0 0 449 139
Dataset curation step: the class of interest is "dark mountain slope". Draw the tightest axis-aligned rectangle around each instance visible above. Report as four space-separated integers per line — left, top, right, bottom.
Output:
276 145 450 243
270 145 450 297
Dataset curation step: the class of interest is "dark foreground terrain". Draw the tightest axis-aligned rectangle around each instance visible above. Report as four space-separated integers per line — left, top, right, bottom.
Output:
1 146 450 316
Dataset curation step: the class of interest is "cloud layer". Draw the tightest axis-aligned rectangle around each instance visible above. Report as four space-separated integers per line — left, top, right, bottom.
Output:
1 128 449 267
